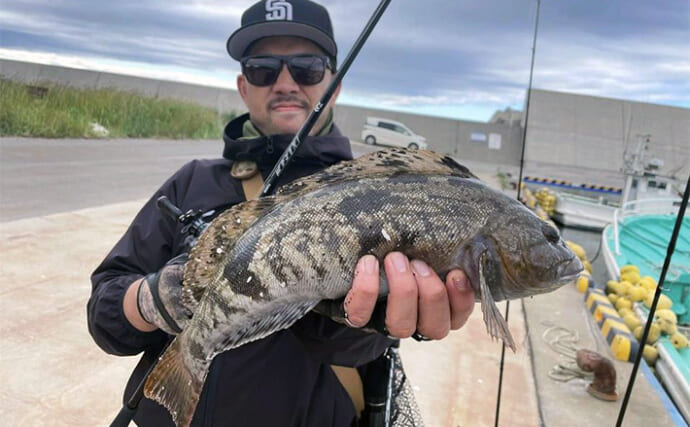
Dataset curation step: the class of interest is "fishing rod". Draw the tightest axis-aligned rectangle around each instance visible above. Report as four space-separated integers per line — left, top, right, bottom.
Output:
260 0 392 196
110 1 393 425
494 0 541 425
616 174 689 427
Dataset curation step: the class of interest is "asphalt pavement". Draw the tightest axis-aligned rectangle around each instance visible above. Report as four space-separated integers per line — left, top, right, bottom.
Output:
0 137 379 221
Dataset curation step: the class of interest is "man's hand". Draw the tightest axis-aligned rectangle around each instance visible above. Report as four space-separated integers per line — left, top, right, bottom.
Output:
135 254 192 335
344 253 475 340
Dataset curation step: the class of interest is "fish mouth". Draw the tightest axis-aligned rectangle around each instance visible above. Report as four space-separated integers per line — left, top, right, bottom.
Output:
554 256 584 284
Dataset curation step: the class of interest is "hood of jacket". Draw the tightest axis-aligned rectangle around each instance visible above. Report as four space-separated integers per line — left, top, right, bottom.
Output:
222 113 353 170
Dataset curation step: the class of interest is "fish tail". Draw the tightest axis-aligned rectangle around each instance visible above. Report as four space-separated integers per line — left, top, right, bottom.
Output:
144 338 209 427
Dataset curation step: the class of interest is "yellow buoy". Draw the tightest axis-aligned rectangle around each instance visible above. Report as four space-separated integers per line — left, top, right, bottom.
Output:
621 271 641 285
640 276 657 291
620 265 640 275
644 293 673 310
576 276 589 293
615 297 633 311
670 332 689 350
627 286 647 302
654 309 677 325
606 280 621 294
634 323 661 344
642 345 658 365
656 317 678 335
623 313 641 331
618 307 633 318
608 293 619 304
617 281 633 296
583 259 592 274
566 242 586 260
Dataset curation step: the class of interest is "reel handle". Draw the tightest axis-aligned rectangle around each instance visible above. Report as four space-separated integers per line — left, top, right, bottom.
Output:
156 196 184 222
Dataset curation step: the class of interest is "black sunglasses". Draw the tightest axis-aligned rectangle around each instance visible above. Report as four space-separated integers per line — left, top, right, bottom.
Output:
240 54 334 87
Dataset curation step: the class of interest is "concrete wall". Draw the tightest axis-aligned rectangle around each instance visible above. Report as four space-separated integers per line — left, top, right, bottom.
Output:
335 105 522 165
525 89 690 177
0 58 246 113
1 58 523 165
3 58 687 175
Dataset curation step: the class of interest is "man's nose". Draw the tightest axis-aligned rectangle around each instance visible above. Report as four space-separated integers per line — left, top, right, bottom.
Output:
272 65 299 93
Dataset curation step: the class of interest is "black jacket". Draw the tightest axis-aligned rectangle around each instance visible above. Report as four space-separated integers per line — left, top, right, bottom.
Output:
88 114 393 426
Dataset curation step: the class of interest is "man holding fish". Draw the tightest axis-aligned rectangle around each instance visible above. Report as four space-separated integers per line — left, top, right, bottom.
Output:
88 1 475 425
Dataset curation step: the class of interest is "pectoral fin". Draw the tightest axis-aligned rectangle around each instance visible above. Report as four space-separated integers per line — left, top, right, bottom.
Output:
216 297 322 351
478 253 516 351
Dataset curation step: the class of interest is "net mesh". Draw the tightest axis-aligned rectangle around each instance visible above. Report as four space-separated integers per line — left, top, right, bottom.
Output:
390 349 424 427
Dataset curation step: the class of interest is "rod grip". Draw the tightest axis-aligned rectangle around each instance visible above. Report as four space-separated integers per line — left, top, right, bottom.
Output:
109 405 137 427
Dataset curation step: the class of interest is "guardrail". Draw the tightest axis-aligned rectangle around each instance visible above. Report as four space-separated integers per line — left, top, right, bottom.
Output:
523 176 623 194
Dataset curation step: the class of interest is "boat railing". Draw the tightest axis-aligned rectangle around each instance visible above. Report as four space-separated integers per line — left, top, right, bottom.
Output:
612 197 683 255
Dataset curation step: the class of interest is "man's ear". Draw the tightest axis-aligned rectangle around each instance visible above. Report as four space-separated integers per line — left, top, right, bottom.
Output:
237 74 248 102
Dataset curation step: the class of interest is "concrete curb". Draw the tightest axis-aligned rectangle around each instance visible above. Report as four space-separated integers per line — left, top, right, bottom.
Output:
585 287 639 362
0 201 146 426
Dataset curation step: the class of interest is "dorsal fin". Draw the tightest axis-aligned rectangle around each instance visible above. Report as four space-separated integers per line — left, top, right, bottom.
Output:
277 148 477 198
182 197 279 310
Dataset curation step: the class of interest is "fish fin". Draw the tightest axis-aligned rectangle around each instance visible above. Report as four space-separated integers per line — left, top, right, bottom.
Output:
478 255 517 352
217 297 321 351
277 148 477 198
144 338 209 427
182 197 279 310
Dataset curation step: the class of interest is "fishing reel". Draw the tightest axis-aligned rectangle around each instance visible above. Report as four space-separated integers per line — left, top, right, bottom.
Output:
156 196 214 247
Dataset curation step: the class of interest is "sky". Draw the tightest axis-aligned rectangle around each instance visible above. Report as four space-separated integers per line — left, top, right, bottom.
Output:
1 0 688 122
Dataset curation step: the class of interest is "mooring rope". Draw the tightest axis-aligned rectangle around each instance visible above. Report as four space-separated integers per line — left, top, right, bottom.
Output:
540 323 598 384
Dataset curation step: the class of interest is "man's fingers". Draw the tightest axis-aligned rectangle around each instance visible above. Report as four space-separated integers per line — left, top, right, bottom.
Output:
344 257 473 337
446 269 475 330
411 260 451 340
343 255 379 327
384 252 418 338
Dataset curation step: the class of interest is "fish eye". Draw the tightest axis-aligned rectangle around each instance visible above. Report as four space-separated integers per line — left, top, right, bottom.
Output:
541 223 560 244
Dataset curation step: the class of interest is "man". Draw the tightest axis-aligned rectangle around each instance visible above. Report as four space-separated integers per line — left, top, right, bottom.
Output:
88 1 475 425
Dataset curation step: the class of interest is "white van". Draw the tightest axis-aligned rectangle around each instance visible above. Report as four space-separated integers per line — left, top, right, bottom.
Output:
360 117 428 149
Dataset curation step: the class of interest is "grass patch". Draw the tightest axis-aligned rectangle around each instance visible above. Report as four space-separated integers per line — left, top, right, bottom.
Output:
496 171 509 190
0 79 238 139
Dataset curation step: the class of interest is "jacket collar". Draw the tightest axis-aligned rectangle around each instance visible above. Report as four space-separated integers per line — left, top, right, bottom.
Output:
222 113 353 168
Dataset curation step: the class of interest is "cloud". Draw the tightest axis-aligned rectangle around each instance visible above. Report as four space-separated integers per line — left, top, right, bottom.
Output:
0 0 687 120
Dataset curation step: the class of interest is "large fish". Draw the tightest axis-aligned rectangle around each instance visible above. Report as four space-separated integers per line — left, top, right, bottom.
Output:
144 148 583 426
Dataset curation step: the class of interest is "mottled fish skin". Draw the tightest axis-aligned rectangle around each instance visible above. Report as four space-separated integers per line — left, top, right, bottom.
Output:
189 176 484 351
144 148 582 427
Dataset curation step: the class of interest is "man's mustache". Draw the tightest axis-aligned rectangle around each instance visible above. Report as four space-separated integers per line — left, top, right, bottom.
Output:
268 96 310 110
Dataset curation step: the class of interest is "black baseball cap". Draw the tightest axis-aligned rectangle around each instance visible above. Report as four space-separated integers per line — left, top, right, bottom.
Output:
227 0 337 61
